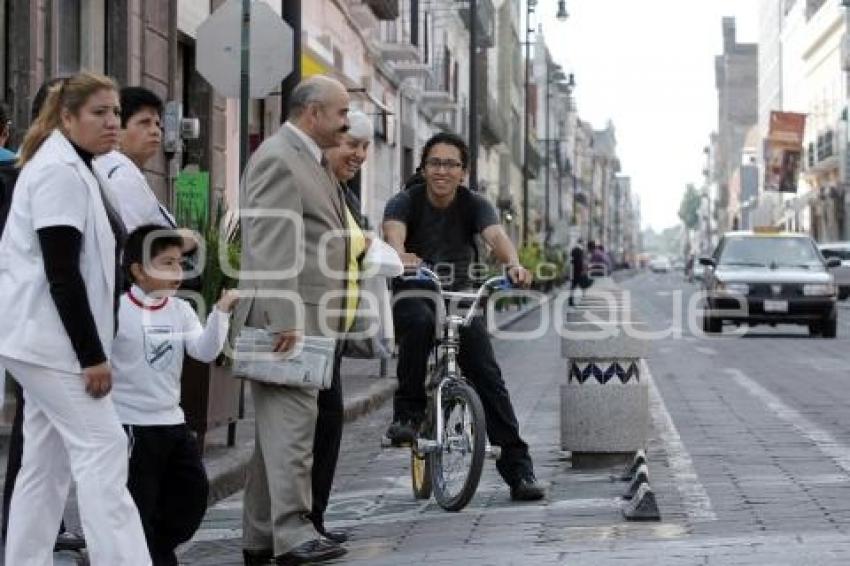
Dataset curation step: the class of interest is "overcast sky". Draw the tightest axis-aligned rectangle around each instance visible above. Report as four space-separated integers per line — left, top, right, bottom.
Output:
540 0 759 231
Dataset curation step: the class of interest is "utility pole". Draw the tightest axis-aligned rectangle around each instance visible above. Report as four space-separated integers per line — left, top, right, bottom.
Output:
544 55 550 247
281 0 302 121
469 0 479 190
522 1 533 246
239 0 250 175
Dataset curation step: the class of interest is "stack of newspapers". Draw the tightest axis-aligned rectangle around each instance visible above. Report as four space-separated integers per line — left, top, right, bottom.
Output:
232 327 336 390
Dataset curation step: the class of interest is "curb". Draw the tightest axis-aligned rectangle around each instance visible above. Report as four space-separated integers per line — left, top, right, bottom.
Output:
494 288 556 330
205 289 549 504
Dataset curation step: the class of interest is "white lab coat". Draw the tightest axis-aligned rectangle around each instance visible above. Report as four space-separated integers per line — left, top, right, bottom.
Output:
0 129 117 373
95 150 176 232
0 129 151 565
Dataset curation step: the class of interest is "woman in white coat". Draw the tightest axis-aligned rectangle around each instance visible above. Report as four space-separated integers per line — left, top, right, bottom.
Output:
0 72 150 565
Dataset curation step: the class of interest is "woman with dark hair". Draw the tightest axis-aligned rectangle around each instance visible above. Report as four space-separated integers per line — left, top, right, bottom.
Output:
0 72 150 565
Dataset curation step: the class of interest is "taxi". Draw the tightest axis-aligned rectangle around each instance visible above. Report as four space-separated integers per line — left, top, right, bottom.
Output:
699 228 841 337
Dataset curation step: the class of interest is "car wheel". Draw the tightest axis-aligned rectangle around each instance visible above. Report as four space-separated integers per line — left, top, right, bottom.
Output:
839 288 850 301
702 314 721 334
822 313 838 339
808 322 822 337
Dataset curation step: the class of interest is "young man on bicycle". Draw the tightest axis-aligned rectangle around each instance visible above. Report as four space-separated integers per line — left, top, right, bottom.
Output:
382 132 545 501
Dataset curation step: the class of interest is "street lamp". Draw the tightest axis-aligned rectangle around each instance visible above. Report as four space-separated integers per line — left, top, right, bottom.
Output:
556 0 569 21
523 0 570 246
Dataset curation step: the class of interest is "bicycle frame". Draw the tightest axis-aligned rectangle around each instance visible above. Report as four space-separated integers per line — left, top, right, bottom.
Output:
411 267 508 454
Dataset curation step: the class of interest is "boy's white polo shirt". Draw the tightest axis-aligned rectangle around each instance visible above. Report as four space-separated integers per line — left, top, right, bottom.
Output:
111 286 230 426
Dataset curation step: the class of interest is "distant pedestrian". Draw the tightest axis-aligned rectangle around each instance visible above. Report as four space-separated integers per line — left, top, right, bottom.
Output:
590 242 612 275
0 71 150 565
113 225 237 566
569 238 590 306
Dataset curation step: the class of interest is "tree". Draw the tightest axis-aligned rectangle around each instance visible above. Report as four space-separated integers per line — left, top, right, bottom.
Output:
678 183 701 230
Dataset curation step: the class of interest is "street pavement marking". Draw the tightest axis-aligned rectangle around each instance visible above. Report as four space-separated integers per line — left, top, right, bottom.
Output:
645 360 717 523
695 346 716 356
728 368 850 474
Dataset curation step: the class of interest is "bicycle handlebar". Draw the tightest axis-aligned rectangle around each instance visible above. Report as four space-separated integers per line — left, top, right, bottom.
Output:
402 266 512 327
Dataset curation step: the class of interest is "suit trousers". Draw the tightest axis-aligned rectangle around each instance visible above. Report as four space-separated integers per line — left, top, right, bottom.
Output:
391 296 534 486
243 380 321 555
0 356 150 566
125 423 209 566
309 344 344 530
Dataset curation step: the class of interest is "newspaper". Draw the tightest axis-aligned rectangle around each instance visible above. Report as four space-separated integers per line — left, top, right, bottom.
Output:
232 327 335 390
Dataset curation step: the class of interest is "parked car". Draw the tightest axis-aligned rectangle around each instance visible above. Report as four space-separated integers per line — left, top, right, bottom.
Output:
817 242 850 300
700 230 840 337
649 256 672 273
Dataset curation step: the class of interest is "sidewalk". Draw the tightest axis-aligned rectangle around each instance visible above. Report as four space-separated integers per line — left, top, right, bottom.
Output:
0 285 551 565
201 288 550 504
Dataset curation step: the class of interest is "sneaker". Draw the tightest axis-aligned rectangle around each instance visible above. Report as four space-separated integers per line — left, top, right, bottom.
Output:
384 419 418 447
510 475 545 502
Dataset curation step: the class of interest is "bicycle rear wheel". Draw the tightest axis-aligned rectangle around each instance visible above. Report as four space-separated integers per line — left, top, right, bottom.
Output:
410 448 433 500
431 381 486 511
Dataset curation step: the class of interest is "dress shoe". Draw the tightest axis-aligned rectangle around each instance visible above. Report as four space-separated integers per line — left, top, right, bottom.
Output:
275 538 347 565
510 475 546 502
317 525 349 544
243 548 274 565
54 531 86 552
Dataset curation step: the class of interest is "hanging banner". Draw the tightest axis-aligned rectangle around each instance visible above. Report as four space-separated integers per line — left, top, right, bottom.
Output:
764 111 806 193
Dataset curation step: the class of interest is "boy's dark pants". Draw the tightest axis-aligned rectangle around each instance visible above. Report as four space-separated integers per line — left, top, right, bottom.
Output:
125 423 209 566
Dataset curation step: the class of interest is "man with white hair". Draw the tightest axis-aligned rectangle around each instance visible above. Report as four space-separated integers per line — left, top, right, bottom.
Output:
234 75 350 566
308 110 373 544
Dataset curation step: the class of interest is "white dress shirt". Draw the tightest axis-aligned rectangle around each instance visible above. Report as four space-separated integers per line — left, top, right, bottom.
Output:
284 122 323 164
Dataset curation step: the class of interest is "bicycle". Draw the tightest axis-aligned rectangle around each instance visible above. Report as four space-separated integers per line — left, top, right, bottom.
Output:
389 267 508 512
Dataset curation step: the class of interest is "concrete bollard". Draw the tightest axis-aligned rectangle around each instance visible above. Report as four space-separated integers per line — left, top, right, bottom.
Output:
561 304 650 468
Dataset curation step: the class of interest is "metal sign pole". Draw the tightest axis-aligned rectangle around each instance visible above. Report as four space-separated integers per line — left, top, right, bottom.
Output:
239 0 251 176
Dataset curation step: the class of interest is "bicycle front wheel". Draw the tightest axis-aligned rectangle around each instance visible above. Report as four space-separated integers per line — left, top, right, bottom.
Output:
431 381 486 511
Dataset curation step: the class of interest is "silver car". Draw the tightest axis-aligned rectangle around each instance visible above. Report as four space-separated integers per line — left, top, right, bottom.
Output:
818 242 850 300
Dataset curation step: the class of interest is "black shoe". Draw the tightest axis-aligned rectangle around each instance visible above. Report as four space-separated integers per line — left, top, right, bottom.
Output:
510 476 545 502
243 548 274 565
54 531 86 552
317 525 349 544
384 419 417 447
274 538 347 565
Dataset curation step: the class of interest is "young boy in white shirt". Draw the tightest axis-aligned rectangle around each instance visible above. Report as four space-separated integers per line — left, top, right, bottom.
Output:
112 224 238 566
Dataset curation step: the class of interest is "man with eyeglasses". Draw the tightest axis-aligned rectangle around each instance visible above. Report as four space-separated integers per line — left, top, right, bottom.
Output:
382 132 545 501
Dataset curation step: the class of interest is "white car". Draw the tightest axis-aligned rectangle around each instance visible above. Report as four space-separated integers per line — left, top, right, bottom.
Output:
649 256 672 273
818 242 850 300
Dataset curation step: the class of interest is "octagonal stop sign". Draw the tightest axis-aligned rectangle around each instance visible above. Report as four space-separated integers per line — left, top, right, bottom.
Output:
196 0 294 99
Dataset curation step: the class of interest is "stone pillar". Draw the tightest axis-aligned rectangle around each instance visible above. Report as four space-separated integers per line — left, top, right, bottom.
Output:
560 279 650 468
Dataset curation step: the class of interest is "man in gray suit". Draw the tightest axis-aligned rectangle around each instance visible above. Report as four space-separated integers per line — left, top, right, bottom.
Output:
234 75 350 566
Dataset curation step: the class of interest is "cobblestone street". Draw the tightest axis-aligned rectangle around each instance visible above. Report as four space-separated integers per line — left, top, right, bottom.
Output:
176 272 850 565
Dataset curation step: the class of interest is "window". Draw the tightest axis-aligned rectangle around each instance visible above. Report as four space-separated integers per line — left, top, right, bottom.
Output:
57 0 82 75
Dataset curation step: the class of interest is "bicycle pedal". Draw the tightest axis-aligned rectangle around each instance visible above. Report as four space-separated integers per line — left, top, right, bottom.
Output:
486 444 502 460
417 438 439 453
380 435 410 449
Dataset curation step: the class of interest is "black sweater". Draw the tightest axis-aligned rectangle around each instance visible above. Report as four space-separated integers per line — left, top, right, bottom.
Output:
36 143 127 368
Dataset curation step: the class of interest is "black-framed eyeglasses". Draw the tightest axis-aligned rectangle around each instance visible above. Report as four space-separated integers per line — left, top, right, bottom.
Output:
424 158 463 171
